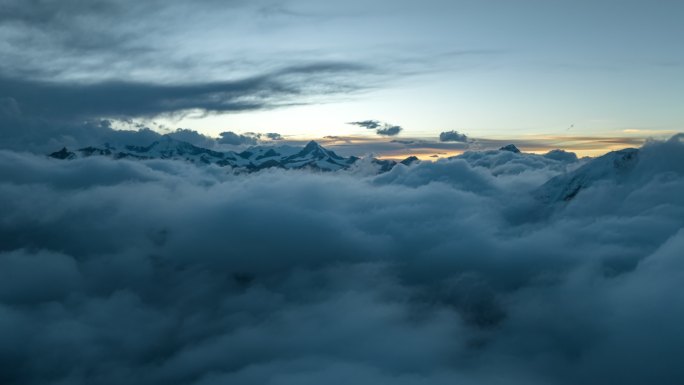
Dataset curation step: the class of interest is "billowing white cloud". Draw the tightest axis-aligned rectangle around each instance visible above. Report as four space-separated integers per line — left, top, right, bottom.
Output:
0 135 683 384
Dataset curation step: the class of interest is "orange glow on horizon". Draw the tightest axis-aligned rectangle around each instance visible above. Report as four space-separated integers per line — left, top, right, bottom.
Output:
279 132 681 160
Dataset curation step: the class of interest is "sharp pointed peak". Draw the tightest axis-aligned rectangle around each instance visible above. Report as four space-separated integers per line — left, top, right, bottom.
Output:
499 144 521 153
400 156 420 166
49 147 75 159
300 140 327 154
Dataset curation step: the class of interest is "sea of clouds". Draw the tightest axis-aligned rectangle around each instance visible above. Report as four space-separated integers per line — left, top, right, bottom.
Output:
1 135 684 385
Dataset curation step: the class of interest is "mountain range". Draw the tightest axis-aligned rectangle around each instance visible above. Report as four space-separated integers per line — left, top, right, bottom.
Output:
49 138 642 203
49 138 421 172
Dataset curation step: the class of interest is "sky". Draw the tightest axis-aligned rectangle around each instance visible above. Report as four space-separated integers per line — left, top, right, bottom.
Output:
1 0 682 156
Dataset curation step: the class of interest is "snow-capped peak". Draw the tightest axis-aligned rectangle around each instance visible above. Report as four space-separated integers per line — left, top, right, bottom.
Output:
535 148 640 202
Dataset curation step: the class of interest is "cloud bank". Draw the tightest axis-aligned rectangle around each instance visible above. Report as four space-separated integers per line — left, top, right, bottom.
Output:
1 135 683 384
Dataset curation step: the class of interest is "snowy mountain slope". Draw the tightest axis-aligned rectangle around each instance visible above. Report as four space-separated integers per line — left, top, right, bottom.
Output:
535 148 640 202
279 141 358 171
454 146 579 176
48 147 77 160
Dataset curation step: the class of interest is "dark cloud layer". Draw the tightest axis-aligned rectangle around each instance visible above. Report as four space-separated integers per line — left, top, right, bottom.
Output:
1 136 683 384
0 60 364 152
0 63 370 120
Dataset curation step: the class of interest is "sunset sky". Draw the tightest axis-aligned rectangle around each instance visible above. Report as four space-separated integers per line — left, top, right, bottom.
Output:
1 0 682 156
